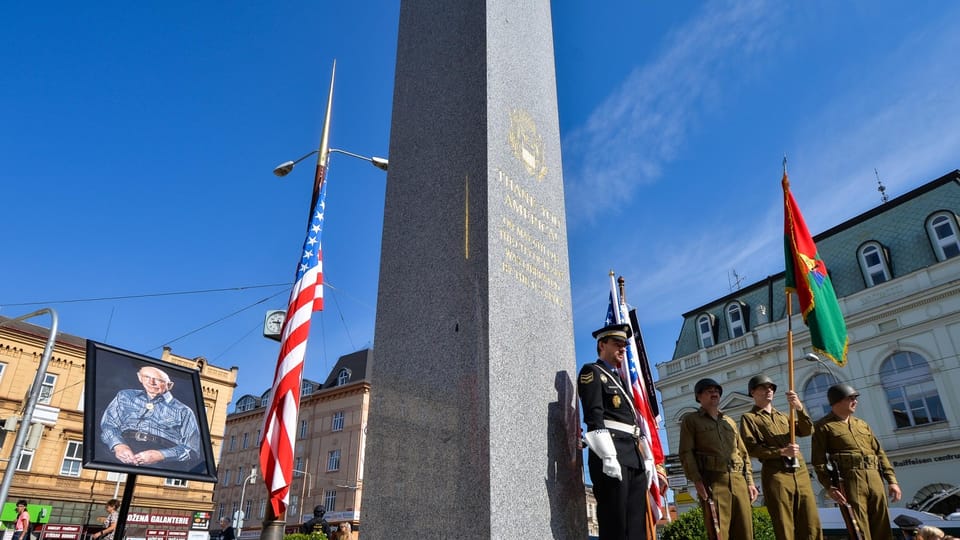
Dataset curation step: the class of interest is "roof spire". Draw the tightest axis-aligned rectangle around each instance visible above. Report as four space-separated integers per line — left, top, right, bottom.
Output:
875 168 889 203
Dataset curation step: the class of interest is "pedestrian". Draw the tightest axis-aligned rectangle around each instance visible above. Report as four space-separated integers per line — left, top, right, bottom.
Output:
91 499 119 540
811 383 902 540
300 506 329 536
12 500 29 540
330 522 352 540
219 517 235 540
577 322 649 540
100 366 202 472
916 525 945 540
739 374 823 540
679 378 758 539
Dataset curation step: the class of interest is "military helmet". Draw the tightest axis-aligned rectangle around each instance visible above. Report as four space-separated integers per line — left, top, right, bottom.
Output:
313 505 326 517
827 383 858 405
694 378 722 402
748 374 777 394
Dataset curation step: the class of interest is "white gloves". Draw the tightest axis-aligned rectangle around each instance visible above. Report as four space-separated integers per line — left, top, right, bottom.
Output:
584 429 622 481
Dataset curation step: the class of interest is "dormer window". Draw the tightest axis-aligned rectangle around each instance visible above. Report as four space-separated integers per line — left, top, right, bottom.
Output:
696 313 717 348
926 211 960 261
337 368 352 386
236 395 258 412
725 302 747 338
857 241 891 286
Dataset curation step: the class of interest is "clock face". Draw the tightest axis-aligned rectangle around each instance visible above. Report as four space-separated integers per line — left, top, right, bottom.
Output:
267 316 282 332
264 311 286 337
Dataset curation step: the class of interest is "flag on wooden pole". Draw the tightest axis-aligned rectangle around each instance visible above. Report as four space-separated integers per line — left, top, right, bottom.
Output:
783 172 849 366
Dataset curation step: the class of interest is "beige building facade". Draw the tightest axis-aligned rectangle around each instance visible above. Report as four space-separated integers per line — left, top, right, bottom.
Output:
213 349 370 537
0 316 237 538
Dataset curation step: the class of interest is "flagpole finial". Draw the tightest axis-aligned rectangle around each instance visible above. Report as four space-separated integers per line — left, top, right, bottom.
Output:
781 155 790 190
609 269 615 277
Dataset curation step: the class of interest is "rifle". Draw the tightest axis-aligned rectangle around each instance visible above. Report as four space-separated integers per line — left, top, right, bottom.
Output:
826 458 866 540
700 485 722 540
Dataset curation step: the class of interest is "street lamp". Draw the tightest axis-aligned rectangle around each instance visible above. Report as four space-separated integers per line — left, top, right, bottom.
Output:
802 352 831 373
292 463 312 520
272 148 388 177
236 466 257 538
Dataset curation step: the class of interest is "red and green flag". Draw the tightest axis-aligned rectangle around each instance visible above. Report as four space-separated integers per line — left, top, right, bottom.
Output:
783 172 849 366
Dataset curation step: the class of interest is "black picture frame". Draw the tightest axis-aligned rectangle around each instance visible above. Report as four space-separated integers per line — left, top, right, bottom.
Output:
83 340 218 482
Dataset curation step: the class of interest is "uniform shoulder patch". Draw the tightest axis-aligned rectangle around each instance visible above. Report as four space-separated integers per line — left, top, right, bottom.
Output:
579 371 594 384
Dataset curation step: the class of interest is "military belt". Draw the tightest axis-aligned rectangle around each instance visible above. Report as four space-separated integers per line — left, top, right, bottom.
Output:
697 453 744 473
604 419 643 439
833 453 878 470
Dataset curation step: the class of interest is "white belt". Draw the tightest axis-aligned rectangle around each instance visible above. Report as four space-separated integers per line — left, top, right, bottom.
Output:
604 419 643 439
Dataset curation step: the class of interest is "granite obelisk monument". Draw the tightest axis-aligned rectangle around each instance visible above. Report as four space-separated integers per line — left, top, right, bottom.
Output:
363 1 585 537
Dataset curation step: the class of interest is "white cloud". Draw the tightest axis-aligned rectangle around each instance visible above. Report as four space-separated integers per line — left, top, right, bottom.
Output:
563 0 782 226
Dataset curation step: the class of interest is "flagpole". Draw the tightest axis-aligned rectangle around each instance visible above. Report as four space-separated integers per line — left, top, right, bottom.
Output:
259 61 336 540
783 157 797 453
308 60 336 229
615 275 666 535
786 291 796 442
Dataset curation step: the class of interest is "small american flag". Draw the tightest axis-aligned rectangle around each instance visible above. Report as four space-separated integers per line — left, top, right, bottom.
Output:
259 178 327 516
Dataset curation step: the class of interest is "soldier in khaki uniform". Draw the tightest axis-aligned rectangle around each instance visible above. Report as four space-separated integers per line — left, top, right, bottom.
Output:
679 378 758 539
811 383 901 540
739 374 823 540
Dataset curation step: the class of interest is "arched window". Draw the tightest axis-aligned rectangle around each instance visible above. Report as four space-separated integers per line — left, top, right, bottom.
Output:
726 302 747 338
910 483 960 516
301 380 317 396
696 313 716 348
880 351 945 428
803 372 839 419
857 241 891 286
926 211 960 261
236 395 258 412
337 368 352 386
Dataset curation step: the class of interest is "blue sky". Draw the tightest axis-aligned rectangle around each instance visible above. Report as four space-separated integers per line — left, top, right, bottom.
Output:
4 1 960 412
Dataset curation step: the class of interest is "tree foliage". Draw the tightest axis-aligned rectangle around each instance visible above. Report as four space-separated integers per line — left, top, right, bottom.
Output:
660 505 775 540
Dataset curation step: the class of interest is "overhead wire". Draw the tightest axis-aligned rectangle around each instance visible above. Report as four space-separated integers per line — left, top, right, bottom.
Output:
146 289 289 354
1 283 290 307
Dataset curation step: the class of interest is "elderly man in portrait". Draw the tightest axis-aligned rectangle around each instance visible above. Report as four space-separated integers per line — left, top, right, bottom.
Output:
100 365 202 471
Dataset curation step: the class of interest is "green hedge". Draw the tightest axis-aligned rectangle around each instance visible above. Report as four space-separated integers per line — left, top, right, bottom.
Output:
283 533 328 540
660 505 775 540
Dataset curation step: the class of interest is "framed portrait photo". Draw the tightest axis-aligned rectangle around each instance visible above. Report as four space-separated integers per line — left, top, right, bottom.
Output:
83 340 218 482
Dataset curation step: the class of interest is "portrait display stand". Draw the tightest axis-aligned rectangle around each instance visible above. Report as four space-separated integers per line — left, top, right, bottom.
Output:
82 341 218 538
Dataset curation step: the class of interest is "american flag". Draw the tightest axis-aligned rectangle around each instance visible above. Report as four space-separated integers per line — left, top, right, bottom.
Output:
259 178 327 516
606 273 666 523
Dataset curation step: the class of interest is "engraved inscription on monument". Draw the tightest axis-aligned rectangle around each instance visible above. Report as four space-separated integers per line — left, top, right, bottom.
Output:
497 109 565 307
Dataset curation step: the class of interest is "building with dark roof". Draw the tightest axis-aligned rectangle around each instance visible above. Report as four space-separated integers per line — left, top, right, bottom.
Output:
656 169 960 515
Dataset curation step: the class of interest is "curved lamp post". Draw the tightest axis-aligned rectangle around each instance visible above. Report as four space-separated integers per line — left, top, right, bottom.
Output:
273 148 388 178
236 466 258 538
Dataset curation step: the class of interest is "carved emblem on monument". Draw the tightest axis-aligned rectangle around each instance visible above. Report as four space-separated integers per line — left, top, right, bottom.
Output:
509 109 548 181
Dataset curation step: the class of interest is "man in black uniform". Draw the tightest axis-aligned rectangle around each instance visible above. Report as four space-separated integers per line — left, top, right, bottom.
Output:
300 505 329 536
578 322 648 540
